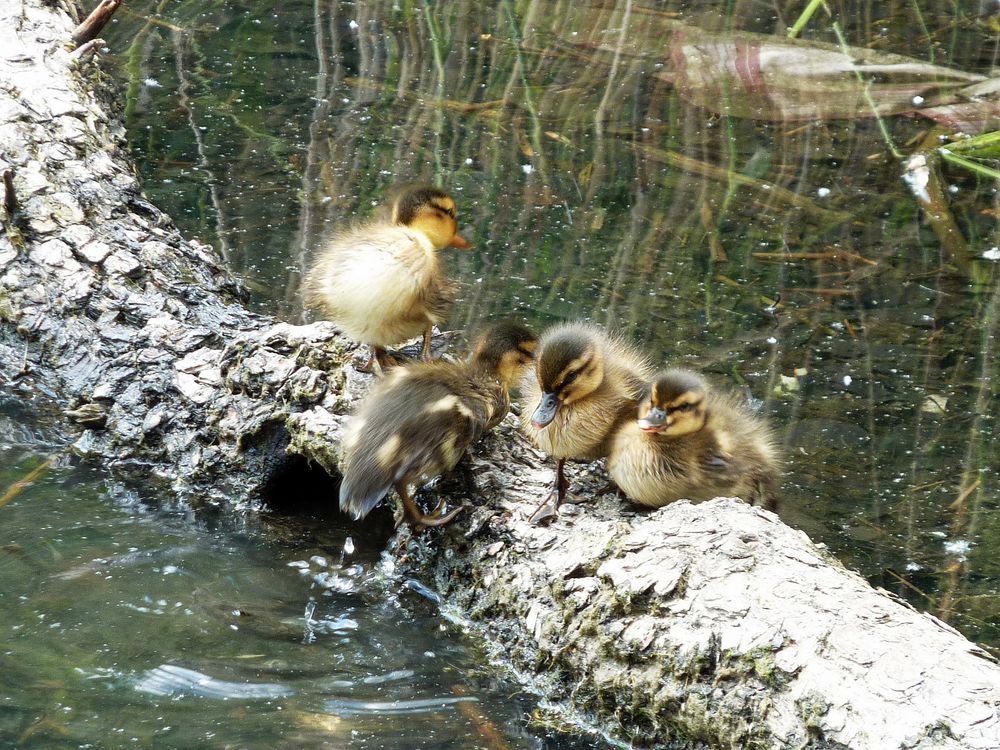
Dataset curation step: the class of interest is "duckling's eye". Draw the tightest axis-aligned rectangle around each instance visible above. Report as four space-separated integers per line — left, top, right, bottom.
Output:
675 403 695 413
563 368 583 388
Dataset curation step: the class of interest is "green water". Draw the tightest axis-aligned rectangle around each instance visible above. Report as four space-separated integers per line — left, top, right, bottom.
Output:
0 410 600 748
5 0 1000 746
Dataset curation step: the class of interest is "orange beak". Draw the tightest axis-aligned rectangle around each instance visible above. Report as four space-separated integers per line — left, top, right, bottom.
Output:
449 233 472 250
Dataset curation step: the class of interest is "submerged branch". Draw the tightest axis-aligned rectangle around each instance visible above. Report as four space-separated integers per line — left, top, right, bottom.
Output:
72 0 121 46
637 142 851 225
0 457 54 509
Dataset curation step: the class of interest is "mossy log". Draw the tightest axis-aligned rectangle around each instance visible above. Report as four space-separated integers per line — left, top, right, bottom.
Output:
1 2 999 748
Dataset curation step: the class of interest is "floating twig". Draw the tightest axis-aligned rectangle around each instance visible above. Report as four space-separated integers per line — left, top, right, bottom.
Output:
948 479 980 513
342 76 505 112
699 200 727 262
72 0 121 46
636 143 851 225
884 568 937 606
780 287 855 297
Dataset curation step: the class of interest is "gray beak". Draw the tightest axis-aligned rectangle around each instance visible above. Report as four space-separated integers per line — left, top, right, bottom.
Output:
531 391 559 428
638 407 667 432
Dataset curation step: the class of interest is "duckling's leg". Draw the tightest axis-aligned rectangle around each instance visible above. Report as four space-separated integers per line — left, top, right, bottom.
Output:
397 485 463 530
355 348 381 375
529 459 575 524
421 324 434 362
356 346 399 375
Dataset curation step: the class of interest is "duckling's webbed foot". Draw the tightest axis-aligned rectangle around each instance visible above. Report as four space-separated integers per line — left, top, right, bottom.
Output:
397 486 463 531
356 346 403 375
419 498 464 527
528 493 560 525
529 459 572 524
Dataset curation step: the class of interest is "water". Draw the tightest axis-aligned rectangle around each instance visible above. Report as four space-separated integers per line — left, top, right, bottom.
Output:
5 0 1000 745
0 423 600 748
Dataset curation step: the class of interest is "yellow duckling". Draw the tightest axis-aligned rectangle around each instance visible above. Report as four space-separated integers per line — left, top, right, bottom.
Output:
303 184 472 372
339 321 537 528
607 368 780 511
520 323 652 522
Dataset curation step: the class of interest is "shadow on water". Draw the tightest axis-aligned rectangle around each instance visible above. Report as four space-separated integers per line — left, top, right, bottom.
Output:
4 0 1000 745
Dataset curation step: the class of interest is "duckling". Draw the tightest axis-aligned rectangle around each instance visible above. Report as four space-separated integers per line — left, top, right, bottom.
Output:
607 368 780 511
303 184 472 372
339 321 537 529
519 323 652 523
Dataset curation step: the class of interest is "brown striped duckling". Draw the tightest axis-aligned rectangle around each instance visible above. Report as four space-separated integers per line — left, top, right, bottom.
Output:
339 321 537 529
303 184 472 372
607 368 780 511
520 323 652 523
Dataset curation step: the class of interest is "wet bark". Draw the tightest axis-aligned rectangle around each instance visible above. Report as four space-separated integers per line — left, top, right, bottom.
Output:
1 2 999 749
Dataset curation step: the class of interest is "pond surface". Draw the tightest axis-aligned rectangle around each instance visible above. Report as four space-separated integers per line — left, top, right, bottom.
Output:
5 0 1000 746
0 403 601 748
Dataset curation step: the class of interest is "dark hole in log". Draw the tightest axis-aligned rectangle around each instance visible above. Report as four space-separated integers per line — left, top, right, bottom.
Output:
260 452 397 545
239 421 344 514
261 452 340 512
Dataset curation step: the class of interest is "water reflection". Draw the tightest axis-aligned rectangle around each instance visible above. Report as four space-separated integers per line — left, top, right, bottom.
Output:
106 0 1000 647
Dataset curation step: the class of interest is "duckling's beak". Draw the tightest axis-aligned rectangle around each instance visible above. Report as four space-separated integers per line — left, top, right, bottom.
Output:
530 392 559 428
638 407 667 432
449 233 472 250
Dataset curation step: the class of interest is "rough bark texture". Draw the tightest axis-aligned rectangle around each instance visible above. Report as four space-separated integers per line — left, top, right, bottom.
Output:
1 2 999 748
0 0 356 508
416 471 1000 749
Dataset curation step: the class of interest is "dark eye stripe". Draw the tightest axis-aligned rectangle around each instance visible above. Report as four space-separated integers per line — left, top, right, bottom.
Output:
555 364 590 391
670 401 699 413
432 202 456 219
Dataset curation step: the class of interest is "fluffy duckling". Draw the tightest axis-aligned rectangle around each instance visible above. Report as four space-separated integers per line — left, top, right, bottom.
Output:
303 184 472 372
607 369 780 511
520 323 652 522
339 321 537 529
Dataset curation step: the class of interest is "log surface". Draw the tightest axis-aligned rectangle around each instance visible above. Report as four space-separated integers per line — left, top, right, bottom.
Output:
1 2 999 748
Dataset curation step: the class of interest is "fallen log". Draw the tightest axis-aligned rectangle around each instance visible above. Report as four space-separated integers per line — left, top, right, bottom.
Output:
1 2 998 748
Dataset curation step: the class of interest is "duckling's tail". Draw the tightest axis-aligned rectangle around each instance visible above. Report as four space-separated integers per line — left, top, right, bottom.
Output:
338 472 393 521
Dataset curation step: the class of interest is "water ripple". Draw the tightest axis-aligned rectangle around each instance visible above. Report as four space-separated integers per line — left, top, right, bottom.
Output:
322 695 479 716
134 664 292 699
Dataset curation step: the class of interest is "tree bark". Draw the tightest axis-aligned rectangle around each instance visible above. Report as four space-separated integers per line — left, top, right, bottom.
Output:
1 2 999 748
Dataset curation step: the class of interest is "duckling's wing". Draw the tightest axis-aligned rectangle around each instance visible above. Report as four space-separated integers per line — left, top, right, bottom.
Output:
339 374 487 521
338 412 400 520
417 274 457 323
704 454 732 471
